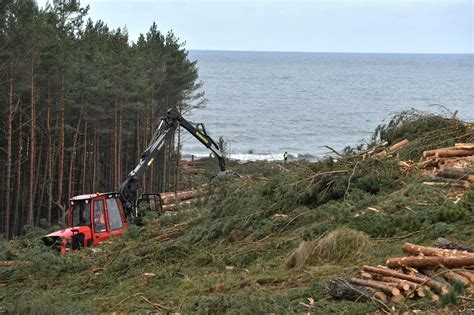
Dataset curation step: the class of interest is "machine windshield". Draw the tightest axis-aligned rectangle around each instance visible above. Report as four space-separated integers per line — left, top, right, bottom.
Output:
72 200 91 227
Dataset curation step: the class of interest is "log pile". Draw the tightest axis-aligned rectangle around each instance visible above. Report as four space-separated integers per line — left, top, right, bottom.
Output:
153 189 202 211
419 143 474 188
180 160 206 175
330 241 474 303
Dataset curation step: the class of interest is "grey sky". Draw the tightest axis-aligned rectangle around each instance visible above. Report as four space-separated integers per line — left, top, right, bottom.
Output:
39 0 472 53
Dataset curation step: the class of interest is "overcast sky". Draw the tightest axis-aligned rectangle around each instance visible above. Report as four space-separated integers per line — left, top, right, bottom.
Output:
38 0 473 54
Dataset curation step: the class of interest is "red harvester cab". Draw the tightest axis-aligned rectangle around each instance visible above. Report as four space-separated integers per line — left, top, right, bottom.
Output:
43 193 128 253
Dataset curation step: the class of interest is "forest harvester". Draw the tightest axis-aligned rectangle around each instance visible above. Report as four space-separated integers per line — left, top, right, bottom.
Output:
42 108 226 253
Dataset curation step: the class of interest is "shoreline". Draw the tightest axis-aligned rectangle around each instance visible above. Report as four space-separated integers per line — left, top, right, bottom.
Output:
181 152 321 162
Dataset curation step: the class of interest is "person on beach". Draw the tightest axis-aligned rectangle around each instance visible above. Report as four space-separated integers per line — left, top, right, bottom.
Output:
283 151 288 163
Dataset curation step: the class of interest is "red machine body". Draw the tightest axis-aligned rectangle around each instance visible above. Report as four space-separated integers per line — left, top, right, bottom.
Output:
43 193 128 253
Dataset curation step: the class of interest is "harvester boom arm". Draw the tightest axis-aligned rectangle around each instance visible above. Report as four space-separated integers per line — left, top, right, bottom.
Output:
119 107 225 220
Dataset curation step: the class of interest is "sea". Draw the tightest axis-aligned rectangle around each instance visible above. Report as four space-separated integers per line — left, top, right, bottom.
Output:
183 50 474 161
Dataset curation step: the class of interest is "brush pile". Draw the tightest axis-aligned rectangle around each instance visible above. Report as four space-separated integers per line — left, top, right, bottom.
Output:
330 240 474 304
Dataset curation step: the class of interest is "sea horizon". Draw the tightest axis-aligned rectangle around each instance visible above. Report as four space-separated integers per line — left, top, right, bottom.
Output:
189 49 474 56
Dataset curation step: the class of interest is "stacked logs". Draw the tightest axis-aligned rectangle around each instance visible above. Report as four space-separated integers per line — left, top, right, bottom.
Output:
330 241 474 303
180 160 206 175
419 143 474 188
157 189 201 211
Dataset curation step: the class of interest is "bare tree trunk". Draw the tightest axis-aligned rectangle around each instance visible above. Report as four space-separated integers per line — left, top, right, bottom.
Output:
150 106 155 192
4 62 14 238
136 110 140 166
13 103 22 237
92 126 97 192
27 63 36 226
162 143 168 192
82 121 88 192
67 95 84 199
142 103 148 193
46 78 53 225
114 96 118 188
34 132 44 225
117 97 123 187
40 144 50 226
56 66 65 219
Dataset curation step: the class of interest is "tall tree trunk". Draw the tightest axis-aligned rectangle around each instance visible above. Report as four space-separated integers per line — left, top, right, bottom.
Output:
46 76 53 225
27 63 36 226
134 110 141 193
162 143 168 192
82 121 88 192
92 126 97 192
117 98 123 186
35 133 45 226
13 103 22 237
56 66 65 219
142 103 148 192
4 62 14 238
150 106 155 192
136 110 140 167
114 97 118 188
67 95 84 200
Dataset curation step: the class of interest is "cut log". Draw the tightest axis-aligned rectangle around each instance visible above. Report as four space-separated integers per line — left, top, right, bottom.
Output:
373 139 409 158
454 143 474 150
357 141 388 157
328 278 375 302
423 147 474 158
373 276 413 291
160 190 199 205
442 166 474 174
161 199 197 211
440 268 471 286
390 294 405 303
430 176 468 184
402 242 474 258
453 269 474 282
431 293 440 302
386 255 474 268
388 139 409 152
373 150 388 158
419 268 453 290
422 181 468 188
416 288 426 297
350 278 400 296
423 149 441 158
436 169 471 181
362 265 448 293
419 158 439 169
435 149 474 158
434 238 474 253
373 291 388 302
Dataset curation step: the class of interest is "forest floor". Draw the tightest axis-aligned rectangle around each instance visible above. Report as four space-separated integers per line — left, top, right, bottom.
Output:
1 110 474 314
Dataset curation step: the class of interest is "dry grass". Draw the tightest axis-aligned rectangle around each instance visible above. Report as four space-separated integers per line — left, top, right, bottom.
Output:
285 227 371 269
